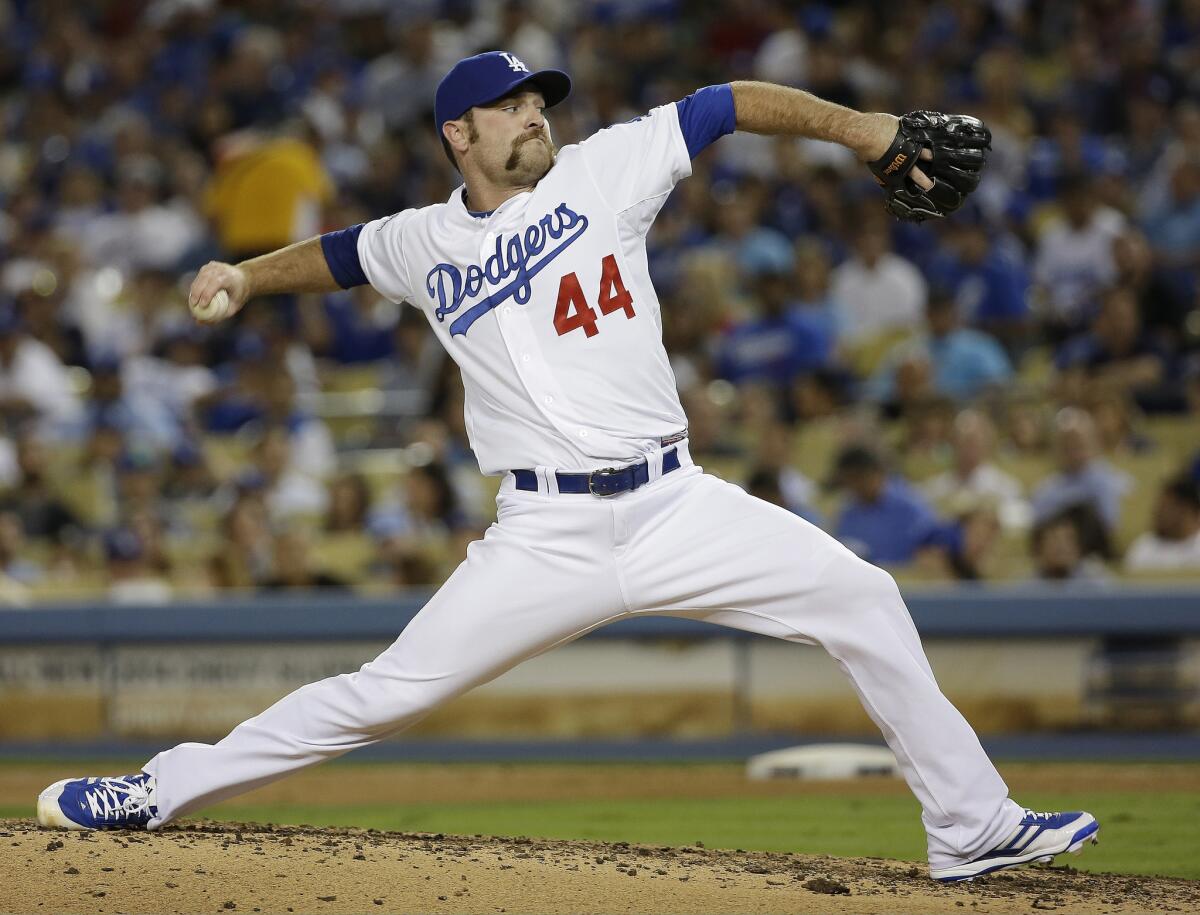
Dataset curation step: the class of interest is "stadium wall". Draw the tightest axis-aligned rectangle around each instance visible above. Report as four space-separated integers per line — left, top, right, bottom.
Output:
2 586 1197 743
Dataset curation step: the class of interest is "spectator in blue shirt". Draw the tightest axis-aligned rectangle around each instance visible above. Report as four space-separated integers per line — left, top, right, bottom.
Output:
792 239 842 344
868 293 1013 404
832 445 942 566
302 284 399 365
930 218 1031 354
1031 407 1131 533
1142 157 1200 306
716 265 833 386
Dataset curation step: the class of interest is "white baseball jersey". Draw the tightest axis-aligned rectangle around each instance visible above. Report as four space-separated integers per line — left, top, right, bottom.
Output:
355 103 692 474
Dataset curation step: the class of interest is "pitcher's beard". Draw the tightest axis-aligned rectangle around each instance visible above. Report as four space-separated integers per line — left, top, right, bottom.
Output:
504 135 556 181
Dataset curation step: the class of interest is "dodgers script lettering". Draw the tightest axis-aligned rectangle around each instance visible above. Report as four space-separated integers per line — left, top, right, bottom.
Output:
426 203 590 336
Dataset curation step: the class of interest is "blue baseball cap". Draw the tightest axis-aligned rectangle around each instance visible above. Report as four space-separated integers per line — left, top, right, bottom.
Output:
434 51 571 132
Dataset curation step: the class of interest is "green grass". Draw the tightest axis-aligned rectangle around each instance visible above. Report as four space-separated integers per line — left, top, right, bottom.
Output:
10 791 1194 879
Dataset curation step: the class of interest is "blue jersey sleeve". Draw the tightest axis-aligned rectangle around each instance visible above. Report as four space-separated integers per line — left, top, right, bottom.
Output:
675 84 736 159
320 224 368 289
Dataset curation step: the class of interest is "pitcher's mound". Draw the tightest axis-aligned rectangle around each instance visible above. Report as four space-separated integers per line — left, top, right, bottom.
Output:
4 819 1197 914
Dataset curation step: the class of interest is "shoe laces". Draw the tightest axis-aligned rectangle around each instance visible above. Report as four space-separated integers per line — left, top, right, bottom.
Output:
1022 808 1055 822
83 776 155 822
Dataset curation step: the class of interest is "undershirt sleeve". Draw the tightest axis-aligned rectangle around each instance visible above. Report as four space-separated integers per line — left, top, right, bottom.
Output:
674 84 736 158
320 223 368 289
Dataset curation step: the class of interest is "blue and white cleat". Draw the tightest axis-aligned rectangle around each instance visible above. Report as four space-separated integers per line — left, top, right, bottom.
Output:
931 810 1099 882
37 774 158 830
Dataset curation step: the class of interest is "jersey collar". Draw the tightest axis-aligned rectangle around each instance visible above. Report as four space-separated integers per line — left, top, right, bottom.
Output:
460 187 494 219
450 184 534 224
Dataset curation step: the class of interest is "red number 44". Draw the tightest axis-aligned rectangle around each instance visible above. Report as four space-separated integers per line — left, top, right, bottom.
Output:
553 254 635 338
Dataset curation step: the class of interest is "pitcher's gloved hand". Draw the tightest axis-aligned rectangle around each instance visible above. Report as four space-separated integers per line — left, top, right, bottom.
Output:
868 111 992 222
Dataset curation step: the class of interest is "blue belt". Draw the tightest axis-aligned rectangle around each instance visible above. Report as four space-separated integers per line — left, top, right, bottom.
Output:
513 447 681 496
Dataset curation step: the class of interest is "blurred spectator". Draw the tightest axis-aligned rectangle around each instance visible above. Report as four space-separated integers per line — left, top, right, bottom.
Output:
210 491 273 590
115 447 165 522
709 192 794 279
303 285 400 365
203 336 333 476
1084 391 1155 458
742 420 822 526
205 132 333 258
103 527 173 605
897 396 958 467
79 159 204 273
71 267 177 364
1031 504 1113 582
241 426 328 522
1055 286 1174 412
79 354 183 453
326 473 372 533
789 368 848 422
1032 173 1125 335
715 266 833 386
377 307 447 412
924 409 1030 530
124 323 219 421
1031 408 1131 532
1003 398 1052 456
1125 478 1200 571
1141 157 1200 307
868 293 1012 405
261 527 349 592
1027 106 1123 200
375 533 441 588
0 309 82 432
160 441 224 538
920 506 1002 582
929 217 1031 353
259 372 336 480
0 509 42 589
0 429 80 544
831 445 941 566
791 239 841 341
830 216 927 350
1111 231 1191 348
0 509 35 606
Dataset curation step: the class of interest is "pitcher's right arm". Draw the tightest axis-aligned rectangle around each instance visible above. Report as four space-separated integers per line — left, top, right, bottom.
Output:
188 236 344 324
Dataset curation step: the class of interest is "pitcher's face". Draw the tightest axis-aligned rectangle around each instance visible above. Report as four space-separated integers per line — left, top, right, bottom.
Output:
460 90 557 188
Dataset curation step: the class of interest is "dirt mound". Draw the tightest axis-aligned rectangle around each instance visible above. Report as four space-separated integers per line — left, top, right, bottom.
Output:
3 819 1197 914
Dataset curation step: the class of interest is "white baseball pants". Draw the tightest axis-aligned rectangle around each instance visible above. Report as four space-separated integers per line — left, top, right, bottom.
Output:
145 451 1023 869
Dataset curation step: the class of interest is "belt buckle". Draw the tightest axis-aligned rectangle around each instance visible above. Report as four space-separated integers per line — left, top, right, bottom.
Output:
588 467 623 497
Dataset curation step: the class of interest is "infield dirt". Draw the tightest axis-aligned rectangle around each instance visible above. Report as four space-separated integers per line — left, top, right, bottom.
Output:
3 818 1199 914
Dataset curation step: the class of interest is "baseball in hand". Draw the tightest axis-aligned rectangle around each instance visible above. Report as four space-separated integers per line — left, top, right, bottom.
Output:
192 288 231 322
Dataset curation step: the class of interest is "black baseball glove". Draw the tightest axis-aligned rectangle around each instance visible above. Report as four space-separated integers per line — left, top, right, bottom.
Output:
867 111 992 222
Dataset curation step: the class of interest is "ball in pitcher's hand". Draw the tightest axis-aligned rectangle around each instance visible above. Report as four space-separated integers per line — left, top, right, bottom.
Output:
192 288 230 321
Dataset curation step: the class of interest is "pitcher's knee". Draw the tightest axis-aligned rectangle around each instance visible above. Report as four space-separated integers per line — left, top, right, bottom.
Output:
823 553 906 615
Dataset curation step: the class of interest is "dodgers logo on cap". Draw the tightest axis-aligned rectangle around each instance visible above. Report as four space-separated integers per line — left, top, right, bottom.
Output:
434 51 572 130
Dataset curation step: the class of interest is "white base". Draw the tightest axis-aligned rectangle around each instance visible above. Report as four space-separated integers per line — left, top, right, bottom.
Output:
746 743 900 781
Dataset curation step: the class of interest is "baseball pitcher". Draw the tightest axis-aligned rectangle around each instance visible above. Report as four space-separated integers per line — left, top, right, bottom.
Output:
38 51 1097 882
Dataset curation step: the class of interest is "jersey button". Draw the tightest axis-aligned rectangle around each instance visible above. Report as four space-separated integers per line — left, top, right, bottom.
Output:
543 395 554 405
503 306 513 317
521 353 531 363
578 429 589 438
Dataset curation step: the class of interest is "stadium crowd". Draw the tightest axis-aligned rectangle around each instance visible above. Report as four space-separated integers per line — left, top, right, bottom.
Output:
0 0 1198 604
